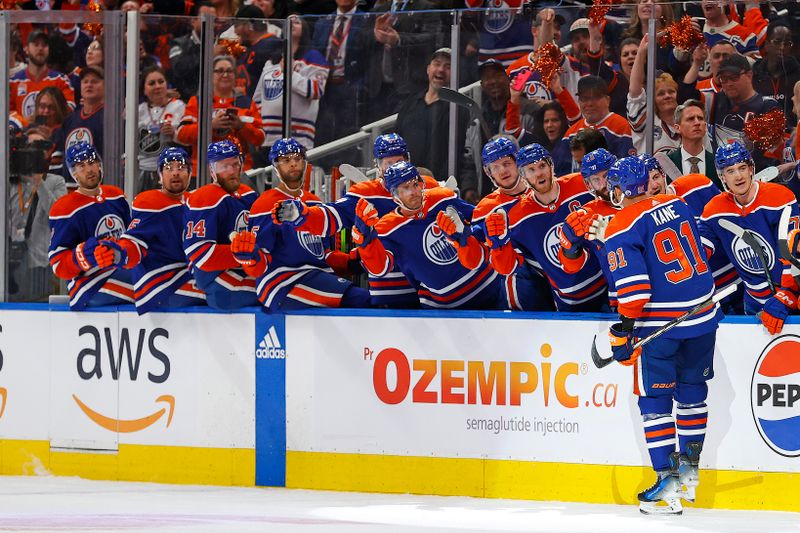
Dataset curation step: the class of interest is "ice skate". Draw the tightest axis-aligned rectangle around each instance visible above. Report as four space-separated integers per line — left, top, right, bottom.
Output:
638 470 683 515
670 442 702 502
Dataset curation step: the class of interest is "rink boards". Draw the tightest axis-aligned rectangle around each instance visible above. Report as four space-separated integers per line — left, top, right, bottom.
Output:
0 304 798 511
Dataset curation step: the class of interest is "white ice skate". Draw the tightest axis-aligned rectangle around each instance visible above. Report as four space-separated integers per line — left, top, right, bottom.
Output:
638 471 683 515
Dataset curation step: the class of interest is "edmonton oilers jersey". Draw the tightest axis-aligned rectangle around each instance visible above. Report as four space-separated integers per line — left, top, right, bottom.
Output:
48 185 131 310
183 183 257 291
374 188 501 309
605 194 722 338
506 173 607 310
465 0 533 65
248 189 338 311
699 182 799 312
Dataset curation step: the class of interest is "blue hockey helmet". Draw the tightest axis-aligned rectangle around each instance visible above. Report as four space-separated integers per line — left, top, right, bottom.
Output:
383 161 421 193
715 141 753 171
516 143 553 169
269 137 305 164
207 140 241 165
481 137 516 167
606 156 649 205
580 148 616 180
65 141 101 176
638 153 664 175
373 133 409 160
158 146 190 172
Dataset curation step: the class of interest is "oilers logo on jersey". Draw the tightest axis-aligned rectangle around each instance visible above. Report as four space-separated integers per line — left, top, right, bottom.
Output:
544 224 565 268
297 231 325 259
66 128 94 152
262 68 283 101
484 0 515 34
423 222 459 266
95 214 126 240
731 233 775 276
234 211 250 234
21 92 38 118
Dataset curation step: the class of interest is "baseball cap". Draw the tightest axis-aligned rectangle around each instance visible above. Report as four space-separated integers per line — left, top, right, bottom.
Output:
27 29 48 44
430 47 451 62
80 65 104 80
478 59 506 76
569 18 590 35
718 54 751 75
532 12 566 27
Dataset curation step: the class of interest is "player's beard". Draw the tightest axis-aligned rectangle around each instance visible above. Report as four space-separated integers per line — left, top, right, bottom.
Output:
215 172 240 194
163 173 189 196
281 168 304 191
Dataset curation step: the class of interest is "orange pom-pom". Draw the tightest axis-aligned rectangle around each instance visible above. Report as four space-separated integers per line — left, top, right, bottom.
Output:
218 38 247 58
82 0 104 38
744 108 787 151
532 42 563 88
659 15 705 51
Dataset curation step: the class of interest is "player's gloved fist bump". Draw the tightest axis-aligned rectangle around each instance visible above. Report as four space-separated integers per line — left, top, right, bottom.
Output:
760 289 797 335
608 317 641 366
355 198 379 227
272 199 308 227
436 206 469 247
565 208 595 238
94 240 127 269
484 209 509 249
74 236 101 271
230 230 259 266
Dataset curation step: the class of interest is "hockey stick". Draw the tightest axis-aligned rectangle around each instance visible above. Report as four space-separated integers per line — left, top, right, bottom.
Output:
718 218 776 295
777 205 800 289
590 282 739 369
339 164 370 184
437 87 493 140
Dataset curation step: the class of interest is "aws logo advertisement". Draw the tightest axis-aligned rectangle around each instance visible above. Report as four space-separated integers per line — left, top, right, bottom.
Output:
751 335 800 457
73 325 174 434
370 342 619 410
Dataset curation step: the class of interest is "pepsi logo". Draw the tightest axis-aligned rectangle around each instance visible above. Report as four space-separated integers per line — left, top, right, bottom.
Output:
750 335 800 457
730 232 774 277
422 222 458 266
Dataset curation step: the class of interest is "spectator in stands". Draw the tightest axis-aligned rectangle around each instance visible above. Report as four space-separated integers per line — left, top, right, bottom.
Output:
138 67 186 193
682 40 734 97
53 65 106 184
568 127 608 172
665 99 721 188
69 38 103 104
33 87 70 139
464 0 535 66
251 0 284 36
395 48 469 181
701 0 759 61
10 29 76 121
460 59 512 202
627 34 680 156
169 1 216 101
9 32 25 77
233 5 282 98
706 53 780 169
531 102 570 176
8 126 67 302
618 38 639 83
620 0 676 75
55 17 94 70
562 75 634 165
366 0 449 119
311 0 370 164
212 0 239 19
177 55 265 176
253 15 328 156
752 20 800 128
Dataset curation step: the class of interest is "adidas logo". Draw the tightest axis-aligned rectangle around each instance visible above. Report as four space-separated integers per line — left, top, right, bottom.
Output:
256 326 286 359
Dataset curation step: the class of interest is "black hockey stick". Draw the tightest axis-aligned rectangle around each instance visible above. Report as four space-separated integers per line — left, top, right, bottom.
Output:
590 283 739 369
718 219 776 295
437 87 493 140
777 205 800 269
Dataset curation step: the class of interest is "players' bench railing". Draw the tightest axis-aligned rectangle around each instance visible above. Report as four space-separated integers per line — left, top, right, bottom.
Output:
245 80 482 201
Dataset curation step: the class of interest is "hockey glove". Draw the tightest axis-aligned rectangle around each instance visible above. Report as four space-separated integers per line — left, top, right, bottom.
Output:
230 230 261 267
760 289 797 335
587 215 611 242
608 317 641 366
484 209 509 250
352 198 379 247
558 222 583 258
74 237 100 271
565 208 596 238
94 240 128 269
436 206 470 247
272 199 309 227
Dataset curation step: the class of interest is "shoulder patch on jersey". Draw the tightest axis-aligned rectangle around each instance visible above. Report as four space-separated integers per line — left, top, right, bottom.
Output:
186 183 228 209
101 184 126 199
757 182 796 208
49 190 94 218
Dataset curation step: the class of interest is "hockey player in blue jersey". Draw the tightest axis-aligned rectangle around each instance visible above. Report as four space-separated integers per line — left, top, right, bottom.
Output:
355 161 503 309
271 133 439 308
699 142 799 333
48 141 134 310
93 147 206 313
603 156 723 514
182 140 259 310
230 138 370 310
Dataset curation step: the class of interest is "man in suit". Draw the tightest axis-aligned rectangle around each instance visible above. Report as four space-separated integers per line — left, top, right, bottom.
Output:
665 99 721 189
311 0 369 158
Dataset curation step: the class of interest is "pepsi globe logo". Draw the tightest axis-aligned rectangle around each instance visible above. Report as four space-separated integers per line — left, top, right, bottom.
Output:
543 224 563 268
730 233 774 276
95 215 125 240
422 222 458 266
298 231 325 259
484 0 514 34
234 211 250 233
751 335 800 457
262 68 283 101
